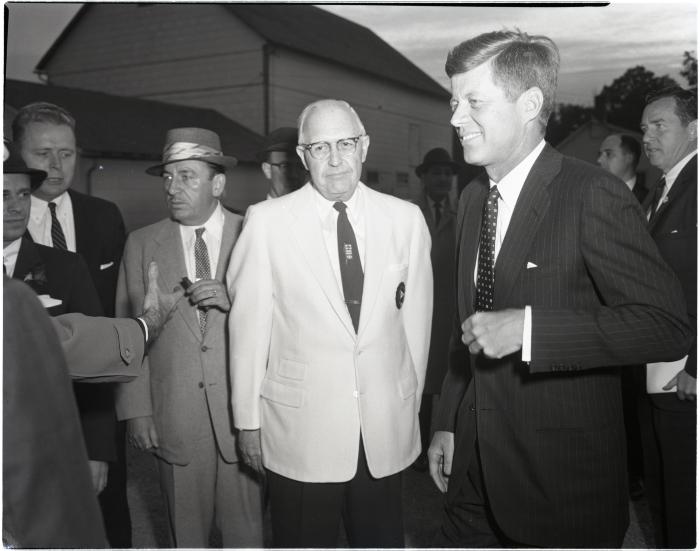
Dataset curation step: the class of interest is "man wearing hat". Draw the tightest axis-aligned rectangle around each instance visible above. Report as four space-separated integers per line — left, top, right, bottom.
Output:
115 128 263 547
257 126 306 199
413 148 460 471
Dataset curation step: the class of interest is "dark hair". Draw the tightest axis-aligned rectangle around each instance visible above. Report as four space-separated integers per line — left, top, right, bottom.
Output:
618 134 641 167
12 102 76 145
645 87 697 125
445 29 560 128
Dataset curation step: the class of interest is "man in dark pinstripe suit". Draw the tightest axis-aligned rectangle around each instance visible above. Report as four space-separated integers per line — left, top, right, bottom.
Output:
428 30 691 548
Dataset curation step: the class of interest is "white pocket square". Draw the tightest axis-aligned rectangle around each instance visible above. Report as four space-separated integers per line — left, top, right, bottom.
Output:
100 261 115 270
526 261 538 269
670 229 679 234
38 295 62 308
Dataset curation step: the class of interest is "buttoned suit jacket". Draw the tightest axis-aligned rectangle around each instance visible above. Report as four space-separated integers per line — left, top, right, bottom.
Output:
115 209 243 465
13 237 117 462
435 144 691 547
69 189 126 316
419 196 457 394
227 182 433 483
644 154 697 410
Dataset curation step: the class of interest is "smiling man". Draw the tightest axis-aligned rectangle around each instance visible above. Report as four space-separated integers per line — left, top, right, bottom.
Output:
427 30 691 548
227 99 432 547
115 127 263 548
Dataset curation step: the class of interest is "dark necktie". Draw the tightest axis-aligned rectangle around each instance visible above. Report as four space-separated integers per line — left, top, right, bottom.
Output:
434 201 442 227
475 186 499 312
194 227 211 333
647 177 667 225
334 202 364 332
48 202 67 250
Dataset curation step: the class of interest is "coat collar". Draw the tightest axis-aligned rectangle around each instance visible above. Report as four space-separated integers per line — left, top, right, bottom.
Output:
648 154 697 232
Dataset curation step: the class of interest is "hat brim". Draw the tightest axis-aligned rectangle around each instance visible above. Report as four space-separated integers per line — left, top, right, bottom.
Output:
146 155 238 176
415 160 460 178
5 167 47 190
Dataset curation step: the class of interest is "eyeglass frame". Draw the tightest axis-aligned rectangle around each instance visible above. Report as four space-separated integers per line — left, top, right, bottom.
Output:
297 135 367 160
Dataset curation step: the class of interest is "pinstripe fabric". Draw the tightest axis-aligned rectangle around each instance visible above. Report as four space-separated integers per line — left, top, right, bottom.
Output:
435 144 691 547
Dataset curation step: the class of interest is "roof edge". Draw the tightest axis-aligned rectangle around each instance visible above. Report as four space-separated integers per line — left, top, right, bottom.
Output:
35 4 92 72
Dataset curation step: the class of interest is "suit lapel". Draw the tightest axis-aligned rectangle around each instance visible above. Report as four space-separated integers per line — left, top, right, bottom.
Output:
357 187 391 338
288 185 356 338
152 220 202 340
215 211 238 281
457 178 487 321
13 237 42 281
494 145 557 308
68 190 90 255
648 155 697 233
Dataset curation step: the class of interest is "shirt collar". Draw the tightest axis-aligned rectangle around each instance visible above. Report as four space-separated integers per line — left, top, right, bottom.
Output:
31 191 69 218
490 139 546 211
664 150 697 188
313 182 364 227
3 237 22 257
181 202 225 238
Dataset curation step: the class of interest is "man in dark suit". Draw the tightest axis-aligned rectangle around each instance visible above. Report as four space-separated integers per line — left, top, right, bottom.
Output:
639 86 697 548
4 143 118 506
13 102 130 546
414 147 458 471
427 30 691 548
597 133 648 203
257 126 306 199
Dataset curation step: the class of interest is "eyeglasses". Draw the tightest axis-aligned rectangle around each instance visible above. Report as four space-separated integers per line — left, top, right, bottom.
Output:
298 135 365 160
267 161 302 171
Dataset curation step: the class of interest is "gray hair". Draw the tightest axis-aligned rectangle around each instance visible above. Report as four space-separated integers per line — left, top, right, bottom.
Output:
297 99 366 143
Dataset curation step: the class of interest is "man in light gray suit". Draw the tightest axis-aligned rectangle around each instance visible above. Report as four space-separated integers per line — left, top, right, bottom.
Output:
115 128 263 548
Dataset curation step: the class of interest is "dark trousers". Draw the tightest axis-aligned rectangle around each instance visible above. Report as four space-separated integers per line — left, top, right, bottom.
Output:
98 421 132 547
639 394 696 548
266 438 404 548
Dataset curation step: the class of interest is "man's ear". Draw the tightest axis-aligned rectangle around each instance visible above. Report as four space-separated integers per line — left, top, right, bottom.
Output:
211 173 226 197
359 134 370 163
687 119 698 141
519 87 544 125
261 162 272 180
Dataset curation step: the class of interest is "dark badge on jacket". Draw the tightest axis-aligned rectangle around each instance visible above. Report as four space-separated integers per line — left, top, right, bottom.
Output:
395 282 406 309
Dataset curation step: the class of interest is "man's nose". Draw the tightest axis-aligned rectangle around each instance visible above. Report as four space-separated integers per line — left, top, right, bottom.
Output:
328 145 342 166
48 152 62 170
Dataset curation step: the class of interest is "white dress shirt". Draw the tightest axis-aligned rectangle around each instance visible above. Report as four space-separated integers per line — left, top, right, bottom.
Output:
179 202 225 281
28 192 77 252
656 150 697 208
474 139 546 362
313 183 366 293
3 238 22 277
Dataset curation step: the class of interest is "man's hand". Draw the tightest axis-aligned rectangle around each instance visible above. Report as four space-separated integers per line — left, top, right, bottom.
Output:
89 460 108 494
237 429 264 475
141 261 184 343
127 415 159 451
428 431 454 493
186 279 230 313
663 369 697 401
462 309 525 358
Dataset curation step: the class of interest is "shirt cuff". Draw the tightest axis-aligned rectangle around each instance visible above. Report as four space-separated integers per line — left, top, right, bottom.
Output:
135 316 149 346
521 306 532 363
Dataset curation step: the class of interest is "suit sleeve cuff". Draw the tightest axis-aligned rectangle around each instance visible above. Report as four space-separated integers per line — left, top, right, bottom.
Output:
522 306 532 363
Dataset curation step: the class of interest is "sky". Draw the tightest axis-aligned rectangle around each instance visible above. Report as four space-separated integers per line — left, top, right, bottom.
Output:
5 2 698 107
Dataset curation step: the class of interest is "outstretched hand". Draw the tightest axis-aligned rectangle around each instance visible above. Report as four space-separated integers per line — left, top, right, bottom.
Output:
141 261 185 343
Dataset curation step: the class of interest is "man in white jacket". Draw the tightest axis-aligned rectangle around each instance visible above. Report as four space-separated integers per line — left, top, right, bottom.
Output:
227 99 432 547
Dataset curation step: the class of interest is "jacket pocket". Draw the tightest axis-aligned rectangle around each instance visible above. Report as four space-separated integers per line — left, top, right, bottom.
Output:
261 378 304 408
277 359 306 381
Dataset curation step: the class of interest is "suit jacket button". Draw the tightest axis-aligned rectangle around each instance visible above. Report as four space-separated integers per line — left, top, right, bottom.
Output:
469 404 476 412
353 390 359 398
201 345 208 352
198 382 204 389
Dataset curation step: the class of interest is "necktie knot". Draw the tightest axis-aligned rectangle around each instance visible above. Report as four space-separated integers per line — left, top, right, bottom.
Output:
195 227 205 239
48 202 58 213
333 202 347 213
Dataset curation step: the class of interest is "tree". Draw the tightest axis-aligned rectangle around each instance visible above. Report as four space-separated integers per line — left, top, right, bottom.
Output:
594 66 679 131
681 51 697 89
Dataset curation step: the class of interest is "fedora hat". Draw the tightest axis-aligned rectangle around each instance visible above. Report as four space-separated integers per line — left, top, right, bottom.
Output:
256 127 299 162
415 148 459 177
3 141 47 190
146 127 238 176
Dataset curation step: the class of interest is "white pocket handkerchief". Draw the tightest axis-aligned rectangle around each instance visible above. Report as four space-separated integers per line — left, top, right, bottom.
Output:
526 261 538 269
100 261 115 270
38 295 62 308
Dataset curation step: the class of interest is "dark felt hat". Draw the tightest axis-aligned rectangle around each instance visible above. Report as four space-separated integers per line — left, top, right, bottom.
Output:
146 127 238 176
415 148 459 177
3 141 47 190
256 127 299 162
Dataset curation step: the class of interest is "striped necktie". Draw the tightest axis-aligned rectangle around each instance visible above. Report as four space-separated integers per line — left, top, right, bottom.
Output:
194 227 211 333
48 202 68 250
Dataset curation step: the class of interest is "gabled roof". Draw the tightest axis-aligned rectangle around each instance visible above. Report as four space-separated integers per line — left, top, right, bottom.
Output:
4 79 263 162
36 4 449 100
556 118 642 151
228 5 448 99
